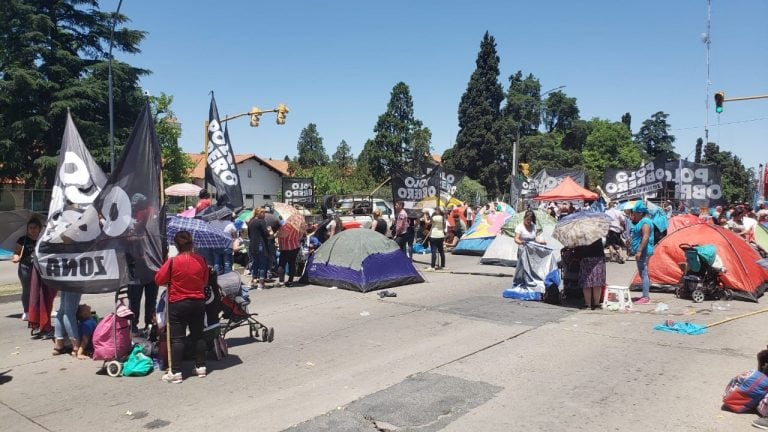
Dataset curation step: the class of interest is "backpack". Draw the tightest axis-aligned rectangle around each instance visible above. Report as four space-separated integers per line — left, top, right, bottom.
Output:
722 369 768 413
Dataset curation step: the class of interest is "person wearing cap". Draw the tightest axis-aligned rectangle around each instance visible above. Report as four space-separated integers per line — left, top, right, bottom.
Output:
630 201 655 304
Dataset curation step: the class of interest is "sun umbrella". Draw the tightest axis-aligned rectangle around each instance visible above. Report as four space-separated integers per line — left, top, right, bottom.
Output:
164 183 202 197
273 202 307 233
166 216 231 249
552 211 612 247
236 210 253 222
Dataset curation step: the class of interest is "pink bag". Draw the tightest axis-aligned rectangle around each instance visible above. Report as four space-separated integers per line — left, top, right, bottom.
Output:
92 301 134 361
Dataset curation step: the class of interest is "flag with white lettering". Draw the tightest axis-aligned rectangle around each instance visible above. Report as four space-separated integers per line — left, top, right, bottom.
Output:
206 94 243 209
35 105 165 293
665 159 725 208
390 166 440 215
282 177 314 207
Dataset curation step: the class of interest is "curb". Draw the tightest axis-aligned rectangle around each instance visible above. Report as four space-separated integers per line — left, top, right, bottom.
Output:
0 293 21 304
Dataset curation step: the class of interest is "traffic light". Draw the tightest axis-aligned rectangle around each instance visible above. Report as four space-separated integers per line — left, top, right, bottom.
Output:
714 92 725 113
249 107 262 127
276 104 289 125
518 163 530 178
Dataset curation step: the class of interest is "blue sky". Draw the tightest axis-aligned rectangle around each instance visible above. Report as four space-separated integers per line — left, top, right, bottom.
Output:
107 0 767 170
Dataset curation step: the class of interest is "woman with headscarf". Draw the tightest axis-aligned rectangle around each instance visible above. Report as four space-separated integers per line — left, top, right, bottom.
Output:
630 202 655 304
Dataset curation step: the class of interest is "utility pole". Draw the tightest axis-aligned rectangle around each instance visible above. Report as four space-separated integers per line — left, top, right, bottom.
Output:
703 0 711 145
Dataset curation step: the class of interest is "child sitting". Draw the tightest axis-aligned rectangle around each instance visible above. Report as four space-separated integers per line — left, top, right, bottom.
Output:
74 304 97 360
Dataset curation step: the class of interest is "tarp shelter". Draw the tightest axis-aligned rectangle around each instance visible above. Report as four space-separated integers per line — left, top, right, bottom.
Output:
630 223 768 301
452 204 515 255
481 211 562 266
667 214 704 234
305 228 424 292
0 209 34 251
532 176 598 202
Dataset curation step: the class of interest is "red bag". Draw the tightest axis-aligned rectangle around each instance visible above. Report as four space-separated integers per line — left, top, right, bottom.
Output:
722 370 768 413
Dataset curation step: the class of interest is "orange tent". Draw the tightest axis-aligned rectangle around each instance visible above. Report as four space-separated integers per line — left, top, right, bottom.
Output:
532 176 598 201
630 223 768 301
667 214 704 234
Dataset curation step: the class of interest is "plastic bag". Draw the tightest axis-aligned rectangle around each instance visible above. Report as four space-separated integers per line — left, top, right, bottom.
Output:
122 344 153 377
155 290 168 331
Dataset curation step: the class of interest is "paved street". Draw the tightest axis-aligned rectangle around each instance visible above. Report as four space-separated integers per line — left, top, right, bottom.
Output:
0 254 764 431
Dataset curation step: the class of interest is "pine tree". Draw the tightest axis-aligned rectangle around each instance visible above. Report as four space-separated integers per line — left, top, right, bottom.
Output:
0 0 147 186
634 111 677 160
359 82 431 179
331 139 355 172
296 123 328 168
444 32 505 195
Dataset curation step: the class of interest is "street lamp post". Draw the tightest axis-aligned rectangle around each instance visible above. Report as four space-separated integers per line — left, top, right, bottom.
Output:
107 0 124 173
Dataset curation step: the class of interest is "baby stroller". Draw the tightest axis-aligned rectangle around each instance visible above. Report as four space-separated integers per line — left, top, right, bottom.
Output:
92 286 134 377
676 243 731 303
216 271 274 342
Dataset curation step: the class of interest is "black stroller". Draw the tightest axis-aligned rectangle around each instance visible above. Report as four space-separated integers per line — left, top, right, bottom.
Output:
676 243 731 303
215 271 274 342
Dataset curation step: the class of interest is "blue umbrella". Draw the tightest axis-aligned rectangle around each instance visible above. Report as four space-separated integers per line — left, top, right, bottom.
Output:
553 211 612 247
166 216 231 249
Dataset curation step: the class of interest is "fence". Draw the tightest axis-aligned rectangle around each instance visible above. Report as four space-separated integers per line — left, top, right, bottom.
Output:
0 187 52 213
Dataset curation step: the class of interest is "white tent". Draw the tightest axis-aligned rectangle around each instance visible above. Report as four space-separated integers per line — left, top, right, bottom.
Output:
480 225 563 267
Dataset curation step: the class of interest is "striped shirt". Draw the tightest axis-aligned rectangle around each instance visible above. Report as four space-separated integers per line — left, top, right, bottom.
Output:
277 224 301 251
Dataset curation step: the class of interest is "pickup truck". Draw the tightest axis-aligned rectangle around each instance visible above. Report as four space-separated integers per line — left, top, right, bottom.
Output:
336 197 395 230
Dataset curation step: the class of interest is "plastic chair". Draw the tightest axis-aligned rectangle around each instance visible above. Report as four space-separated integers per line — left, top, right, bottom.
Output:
602 285 633 310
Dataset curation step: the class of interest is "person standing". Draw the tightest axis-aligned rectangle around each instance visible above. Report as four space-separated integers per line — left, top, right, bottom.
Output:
195 189 211 214
514 210 546 246
575 239 607 310
393 201 409 254
155 230 209 383
248 208 270 290
276 221 301 287
630 202 655 304
428 207 447 271
605 202 627 263
127 282 158 337
12 217 42 321
371 208 388 235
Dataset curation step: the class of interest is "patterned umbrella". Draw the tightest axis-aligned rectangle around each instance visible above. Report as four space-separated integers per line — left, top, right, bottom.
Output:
553 211 612 247
164 183 202 197
166 216 231 249
273 202 307 233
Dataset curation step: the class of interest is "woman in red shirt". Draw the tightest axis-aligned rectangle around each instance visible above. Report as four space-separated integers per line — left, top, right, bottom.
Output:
154 231 209 383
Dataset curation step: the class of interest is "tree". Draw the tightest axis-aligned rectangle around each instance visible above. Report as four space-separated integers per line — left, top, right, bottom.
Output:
283 155 290 162
701 142 752 203
359 82 431 179
634 111 678 160
331 139 354 171
561 119 591 152
582 119 644 187
150 93 194 187
502 71 542 138
519 133 582 175
0 0 148 186
621 112 632 132
542 91 580 133
296 123 328 168
444 32 506 195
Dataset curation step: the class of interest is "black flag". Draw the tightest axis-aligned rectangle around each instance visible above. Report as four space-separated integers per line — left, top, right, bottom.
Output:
206 94 243 209
36 104 165 293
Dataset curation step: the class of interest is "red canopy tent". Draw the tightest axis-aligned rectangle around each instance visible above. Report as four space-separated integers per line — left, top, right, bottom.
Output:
532 176 598 201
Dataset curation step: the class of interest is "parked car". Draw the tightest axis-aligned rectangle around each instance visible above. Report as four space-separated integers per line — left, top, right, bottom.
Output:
335 197 395 230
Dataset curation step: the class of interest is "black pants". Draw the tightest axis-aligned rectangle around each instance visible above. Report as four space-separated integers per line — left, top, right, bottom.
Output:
18 262 32 313
278 249 300 283
169 299 206 374
430 237 445 268
128 282 159 331
395 235 408 253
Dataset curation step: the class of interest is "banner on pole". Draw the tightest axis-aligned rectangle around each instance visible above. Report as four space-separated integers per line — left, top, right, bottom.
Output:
36 105 165 293
206 94 243 209
603 156 667 201
282 177 315 207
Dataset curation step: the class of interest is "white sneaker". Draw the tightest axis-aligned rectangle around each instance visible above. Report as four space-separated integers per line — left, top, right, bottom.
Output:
161 372 182 383
195 366 207 378
21 312 28 321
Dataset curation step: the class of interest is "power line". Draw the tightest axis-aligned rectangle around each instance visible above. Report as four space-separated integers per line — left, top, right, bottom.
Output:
671 116 768 131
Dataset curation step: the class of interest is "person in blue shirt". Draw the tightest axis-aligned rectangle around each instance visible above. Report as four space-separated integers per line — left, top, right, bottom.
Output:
74 304 97 359
630 202 655 304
